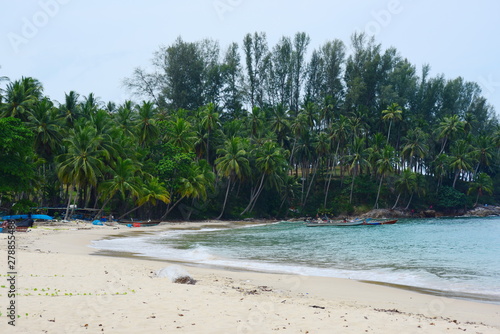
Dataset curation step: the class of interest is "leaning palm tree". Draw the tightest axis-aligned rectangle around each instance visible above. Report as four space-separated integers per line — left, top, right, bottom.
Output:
161 160 215 219
374 145 396 209
436 115 464 154
467 172 493 206
449 139 473 188
118 177 170 220
392 169 417 209
96 157 143 219
215 138 250 219
241 141 288 215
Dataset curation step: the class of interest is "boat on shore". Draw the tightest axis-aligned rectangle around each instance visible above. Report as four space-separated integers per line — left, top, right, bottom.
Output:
117 220 161 227
305 219 364 227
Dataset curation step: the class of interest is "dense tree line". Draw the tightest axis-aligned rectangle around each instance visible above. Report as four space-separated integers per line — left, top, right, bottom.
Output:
1 32 499 220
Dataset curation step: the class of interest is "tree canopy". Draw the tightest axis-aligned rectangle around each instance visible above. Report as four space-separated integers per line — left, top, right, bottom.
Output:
1 32 499 219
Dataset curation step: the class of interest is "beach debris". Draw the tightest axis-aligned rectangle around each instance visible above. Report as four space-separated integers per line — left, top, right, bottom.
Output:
155 265 197 285
310 305 325 309
374 308 402 314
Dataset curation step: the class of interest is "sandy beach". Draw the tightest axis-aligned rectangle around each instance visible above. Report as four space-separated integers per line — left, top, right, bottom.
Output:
0 220 499 334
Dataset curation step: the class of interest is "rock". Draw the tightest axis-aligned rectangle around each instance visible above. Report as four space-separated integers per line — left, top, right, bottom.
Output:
156 265 197 285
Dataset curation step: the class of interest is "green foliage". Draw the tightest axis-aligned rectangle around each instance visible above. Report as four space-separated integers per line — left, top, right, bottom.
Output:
436 186 467 210
0 117 35 192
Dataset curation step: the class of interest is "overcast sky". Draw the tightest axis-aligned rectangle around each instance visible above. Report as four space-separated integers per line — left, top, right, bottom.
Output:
1 0 499 113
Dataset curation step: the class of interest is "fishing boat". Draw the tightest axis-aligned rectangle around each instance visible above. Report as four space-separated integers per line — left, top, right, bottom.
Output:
362 219 398 225
117 220 161 227
305 219 364 227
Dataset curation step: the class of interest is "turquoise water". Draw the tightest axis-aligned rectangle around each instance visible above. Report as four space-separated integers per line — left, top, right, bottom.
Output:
92 217 500 303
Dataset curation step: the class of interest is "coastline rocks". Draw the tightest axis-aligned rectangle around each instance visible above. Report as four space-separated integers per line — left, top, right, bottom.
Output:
359 209 411 219
464 205 500 217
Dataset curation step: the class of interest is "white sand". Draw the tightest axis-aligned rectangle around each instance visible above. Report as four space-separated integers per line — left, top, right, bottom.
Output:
0 221 499 333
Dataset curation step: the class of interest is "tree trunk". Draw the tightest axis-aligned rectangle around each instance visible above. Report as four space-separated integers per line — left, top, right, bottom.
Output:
217 178 231 220
117 203 145 221
241 174 265 215
392 192 401 210
405 192 414 210
374 176 384 209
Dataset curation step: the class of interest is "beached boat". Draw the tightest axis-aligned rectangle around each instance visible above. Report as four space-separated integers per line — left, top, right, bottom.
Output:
305 220 364 227
117 220 161 227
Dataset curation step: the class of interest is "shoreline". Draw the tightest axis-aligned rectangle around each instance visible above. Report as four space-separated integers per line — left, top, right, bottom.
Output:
0 220 499 333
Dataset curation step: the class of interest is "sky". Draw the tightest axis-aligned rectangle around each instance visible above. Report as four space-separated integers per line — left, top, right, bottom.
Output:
1 0 500 113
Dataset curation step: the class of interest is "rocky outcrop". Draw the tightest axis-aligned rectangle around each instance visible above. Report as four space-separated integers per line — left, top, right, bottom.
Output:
359 209 412 219
463 205 500 217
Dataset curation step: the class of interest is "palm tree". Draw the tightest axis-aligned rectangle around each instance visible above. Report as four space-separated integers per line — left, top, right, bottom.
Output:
241 141 288 215
374 145 396 209
1 77 42 121
345 137 370 204
164 159 215 220
437 115 464 154
118 177 170 220
467 172 493 206
432 153 450 191
401 127 428 172
381 103 403 145
135 101 159 147
449 139 473 188
57 126 107 218
270 104 290 146
215 137 250 219
113 100 137 138
166 118 197 153
96 157 143 219
324 114 349 207
200 102 221 163
392 169 417 209
59 91 81 126
471 135 494 175
27 97 64 159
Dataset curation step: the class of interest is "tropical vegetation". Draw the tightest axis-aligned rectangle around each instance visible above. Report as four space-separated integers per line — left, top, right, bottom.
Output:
1 32 499 220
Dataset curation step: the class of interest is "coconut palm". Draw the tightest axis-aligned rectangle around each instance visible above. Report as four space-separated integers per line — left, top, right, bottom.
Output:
161 160 215 219
215 137 250 219
57 126 108 218
118 177 170 220
241 140 288 215
392 169 417 209
166 118 197 153
467 172 493 206
27 97 64 159
1 77 42 121
449 139 473 188
200 102 221 163
96 157 143 219
401 127 428 172
374 145 396 209
135 101 159 147
381 103 403 145
345 137 370 204
437 115 464 154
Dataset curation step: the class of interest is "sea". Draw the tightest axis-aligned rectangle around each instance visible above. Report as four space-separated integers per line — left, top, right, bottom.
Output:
91 217 500 304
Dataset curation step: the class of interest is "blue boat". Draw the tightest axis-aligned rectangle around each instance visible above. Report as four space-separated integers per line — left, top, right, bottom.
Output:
1 214 53 220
